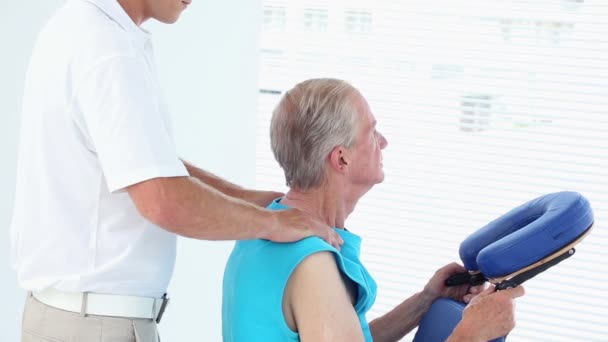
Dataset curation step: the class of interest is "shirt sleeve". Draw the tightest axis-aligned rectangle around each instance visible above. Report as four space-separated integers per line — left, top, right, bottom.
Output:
74 55 189 192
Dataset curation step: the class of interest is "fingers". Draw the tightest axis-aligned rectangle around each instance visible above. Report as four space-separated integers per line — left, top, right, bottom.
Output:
468 284 487 295
470 284 524 306
435 262 466 286
301 212 343 249
328 229 344 250
478 284 497 296
467 284 496 304
273 209 344 248
501 285 525 299
462 293 474 303
440 262 467 275
320 225 343 250
462 283 489 303
459 283 523 340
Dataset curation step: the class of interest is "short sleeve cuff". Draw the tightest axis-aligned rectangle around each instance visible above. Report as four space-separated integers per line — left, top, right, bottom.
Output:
107 161 189 193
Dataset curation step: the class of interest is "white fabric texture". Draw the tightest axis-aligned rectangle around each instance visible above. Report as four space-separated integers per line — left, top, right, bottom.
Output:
10 0 189 297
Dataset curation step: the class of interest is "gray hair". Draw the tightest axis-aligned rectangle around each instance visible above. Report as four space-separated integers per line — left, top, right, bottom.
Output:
270 78 360 190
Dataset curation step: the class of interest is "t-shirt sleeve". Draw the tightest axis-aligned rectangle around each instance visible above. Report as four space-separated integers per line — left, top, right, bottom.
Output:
74 55 188 192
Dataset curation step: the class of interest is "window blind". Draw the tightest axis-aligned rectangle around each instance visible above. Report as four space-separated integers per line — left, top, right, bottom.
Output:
255 1 608 340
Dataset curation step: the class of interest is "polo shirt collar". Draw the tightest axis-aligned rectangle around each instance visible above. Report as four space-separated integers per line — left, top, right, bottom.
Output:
82 0 150 45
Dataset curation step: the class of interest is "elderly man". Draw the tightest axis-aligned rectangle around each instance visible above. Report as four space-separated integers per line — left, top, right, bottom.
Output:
222 78 524 342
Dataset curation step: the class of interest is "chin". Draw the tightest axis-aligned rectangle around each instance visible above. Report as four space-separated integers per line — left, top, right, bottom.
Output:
378 170 385 181
157 13 181 24
374 174 385 185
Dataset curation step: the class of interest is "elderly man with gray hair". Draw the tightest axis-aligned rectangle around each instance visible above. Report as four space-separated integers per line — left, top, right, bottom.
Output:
222 78 524 342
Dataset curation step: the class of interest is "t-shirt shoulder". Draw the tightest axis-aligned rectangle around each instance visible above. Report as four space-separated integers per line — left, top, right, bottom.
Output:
45 1 140 63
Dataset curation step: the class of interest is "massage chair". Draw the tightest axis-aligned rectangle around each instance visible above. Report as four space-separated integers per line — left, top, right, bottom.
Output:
413 191 594 342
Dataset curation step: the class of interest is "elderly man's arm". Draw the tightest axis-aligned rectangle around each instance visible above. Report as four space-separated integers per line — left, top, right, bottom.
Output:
369 263 470 341
127 175 342 247
182 159 282 207
284 251 365 342
369 262 524 342
368 291 436 341
373 286 523 342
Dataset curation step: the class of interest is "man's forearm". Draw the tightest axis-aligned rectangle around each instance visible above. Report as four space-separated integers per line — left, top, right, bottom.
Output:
369 291 435 342
183 159 281 207
182 159 246 198
129 175 276 241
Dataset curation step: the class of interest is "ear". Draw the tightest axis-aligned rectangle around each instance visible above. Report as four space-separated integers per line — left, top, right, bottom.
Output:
328 145 350 174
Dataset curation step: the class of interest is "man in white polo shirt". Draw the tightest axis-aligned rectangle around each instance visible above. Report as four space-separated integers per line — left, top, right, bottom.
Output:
10 0 342 341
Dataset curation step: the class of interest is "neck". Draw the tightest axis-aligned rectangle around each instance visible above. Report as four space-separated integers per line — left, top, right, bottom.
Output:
281 182 362 229
117 0 147 26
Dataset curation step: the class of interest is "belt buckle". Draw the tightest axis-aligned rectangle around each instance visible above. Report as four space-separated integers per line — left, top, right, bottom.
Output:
156 293 169 324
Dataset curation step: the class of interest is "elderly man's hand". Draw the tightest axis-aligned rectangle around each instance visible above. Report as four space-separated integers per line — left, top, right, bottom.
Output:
422 263 490 305
423 263 470 303
448 285 525 342
263 208 344 250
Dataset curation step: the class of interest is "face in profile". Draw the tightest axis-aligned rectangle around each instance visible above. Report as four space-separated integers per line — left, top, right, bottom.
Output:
145 0 191 24
346 93 388 188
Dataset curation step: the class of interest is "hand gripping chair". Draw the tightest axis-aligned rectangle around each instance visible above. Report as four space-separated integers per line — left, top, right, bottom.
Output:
413 191 594 342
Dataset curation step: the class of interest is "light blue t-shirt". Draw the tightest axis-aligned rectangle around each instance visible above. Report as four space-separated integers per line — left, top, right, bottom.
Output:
222 199 377 341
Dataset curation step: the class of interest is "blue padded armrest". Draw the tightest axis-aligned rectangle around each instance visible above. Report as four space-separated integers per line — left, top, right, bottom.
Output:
413 298 504 342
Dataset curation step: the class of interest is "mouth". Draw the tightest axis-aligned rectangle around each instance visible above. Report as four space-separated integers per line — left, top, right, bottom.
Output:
181 0 191 5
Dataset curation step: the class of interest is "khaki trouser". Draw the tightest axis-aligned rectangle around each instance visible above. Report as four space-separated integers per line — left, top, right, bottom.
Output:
21 293 160 342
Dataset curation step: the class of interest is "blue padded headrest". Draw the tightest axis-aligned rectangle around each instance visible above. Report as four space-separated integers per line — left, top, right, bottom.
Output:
459 191 593 279
415 192 593 342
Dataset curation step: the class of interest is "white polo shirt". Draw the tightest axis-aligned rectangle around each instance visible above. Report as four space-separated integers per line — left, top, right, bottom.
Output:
10 0 189 297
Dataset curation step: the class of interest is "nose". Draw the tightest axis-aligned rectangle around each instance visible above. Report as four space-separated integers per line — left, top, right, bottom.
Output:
379 132 388 149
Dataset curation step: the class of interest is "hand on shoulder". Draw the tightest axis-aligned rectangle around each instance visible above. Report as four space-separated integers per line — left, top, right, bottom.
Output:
264 208 343 249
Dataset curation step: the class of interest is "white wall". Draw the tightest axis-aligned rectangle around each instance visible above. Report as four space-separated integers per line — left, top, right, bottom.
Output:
0 1 261 341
